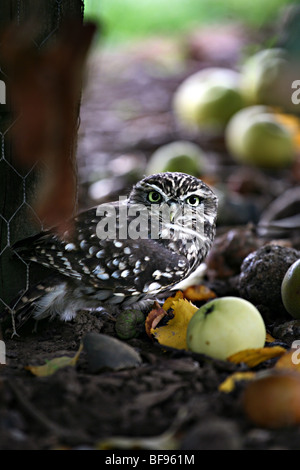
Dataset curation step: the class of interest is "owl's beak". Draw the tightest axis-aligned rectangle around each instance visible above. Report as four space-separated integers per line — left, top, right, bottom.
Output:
169 203 178 222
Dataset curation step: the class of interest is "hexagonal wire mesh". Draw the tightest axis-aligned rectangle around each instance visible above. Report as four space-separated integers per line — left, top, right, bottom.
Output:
0 0 85 322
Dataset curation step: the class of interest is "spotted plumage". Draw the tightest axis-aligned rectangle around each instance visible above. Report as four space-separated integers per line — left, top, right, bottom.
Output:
9 172 218 330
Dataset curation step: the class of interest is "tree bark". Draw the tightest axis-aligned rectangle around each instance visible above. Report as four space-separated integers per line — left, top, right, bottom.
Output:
0 0 84 310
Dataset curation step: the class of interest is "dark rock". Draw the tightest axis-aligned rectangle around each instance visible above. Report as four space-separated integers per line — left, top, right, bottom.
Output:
239 244 300 320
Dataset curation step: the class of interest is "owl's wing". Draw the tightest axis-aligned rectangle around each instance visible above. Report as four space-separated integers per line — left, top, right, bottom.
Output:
13 205 190 296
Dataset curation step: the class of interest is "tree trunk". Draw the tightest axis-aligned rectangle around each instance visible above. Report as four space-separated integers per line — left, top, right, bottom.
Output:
0 0 84 310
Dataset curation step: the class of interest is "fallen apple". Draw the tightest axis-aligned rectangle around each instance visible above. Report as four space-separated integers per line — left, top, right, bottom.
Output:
240 47 300 113
225 106 295 168
281 259 300 319
146 141 206 177
186 296 266 360
240 48 287 105
243 371 300 428
173 67 245 132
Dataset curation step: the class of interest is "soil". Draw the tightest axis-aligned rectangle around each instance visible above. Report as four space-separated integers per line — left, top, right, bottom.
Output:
1 23 300 451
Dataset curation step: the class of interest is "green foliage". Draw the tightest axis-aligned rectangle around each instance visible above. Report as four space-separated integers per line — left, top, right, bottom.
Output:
84 0 293 45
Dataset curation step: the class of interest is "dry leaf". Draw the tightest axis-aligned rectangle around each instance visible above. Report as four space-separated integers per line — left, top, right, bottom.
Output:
183 285 216 302
219 371 255 393
145 305 167 338
228 346 286 368
265 332 276 343
97 434 178 451
162 291 184 310
151 296 198 350
26 343 83 377
82 332 142 372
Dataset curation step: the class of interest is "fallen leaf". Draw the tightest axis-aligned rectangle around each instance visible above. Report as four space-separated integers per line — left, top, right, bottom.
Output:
151 296 198 350
219 371 255 393
162 291 184 310
265 332 276 343
228 346 286 368
97 433 178 451
183 284 216 302
26 343 83 377
82 332 142 372
145 305 167 338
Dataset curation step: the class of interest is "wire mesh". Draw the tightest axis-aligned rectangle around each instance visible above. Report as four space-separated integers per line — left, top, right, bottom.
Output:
0 0 85 317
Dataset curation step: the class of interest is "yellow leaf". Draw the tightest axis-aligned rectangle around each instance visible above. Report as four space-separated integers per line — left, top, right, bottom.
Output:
162 291 184 311
227 346 286 368
26 343 83 377
265 332 276 343
275 349 300 372
151 298 198 350
219 371 255 393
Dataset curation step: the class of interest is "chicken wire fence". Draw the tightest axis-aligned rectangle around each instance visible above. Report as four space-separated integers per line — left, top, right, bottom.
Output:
0 0 85 315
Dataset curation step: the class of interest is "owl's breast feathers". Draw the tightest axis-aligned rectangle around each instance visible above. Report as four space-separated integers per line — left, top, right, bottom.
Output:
8 173 217 328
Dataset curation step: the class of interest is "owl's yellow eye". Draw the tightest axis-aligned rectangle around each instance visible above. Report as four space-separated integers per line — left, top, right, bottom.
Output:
186 195 201 207
148 191 162 203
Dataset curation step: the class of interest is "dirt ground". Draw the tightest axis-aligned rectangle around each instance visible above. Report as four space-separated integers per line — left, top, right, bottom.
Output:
1 23 300 451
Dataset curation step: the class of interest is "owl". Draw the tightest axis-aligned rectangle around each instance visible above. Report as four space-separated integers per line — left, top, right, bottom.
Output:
8 172 218 331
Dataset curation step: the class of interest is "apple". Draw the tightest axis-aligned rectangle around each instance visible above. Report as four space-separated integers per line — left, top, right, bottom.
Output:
240 47 300 113
281 259 300 319
146 141 206 176
241 48 286 105
173 68 245 132
225 106 295 168
186 296 266 360
243 371 300 428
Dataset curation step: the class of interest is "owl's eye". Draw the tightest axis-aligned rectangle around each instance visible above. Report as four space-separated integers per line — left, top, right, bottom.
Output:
186 195 202 207
147 191 162 203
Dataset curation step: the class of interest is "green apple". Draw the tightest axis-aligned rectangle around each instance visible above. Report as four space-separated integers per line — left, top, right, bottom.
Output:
186 296 266 360
281 259 300 319
240 48 300 113
241 48 286 105
225 106 295 168
146 141 206 176
173 68 245 132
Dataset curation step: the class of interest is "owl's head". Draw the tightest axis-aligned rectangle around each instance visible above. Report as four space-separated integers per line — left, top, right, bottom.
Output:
128 172 218 243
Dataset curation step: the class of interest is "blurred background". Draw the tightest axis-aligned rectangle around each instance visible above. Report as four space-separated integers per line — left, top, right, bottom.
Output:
84 0 292 45
75 0 300 243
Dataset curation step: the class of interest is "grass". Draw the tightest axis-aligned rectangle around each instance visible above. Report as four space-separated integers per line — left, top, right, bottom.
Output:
83 0 294 45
